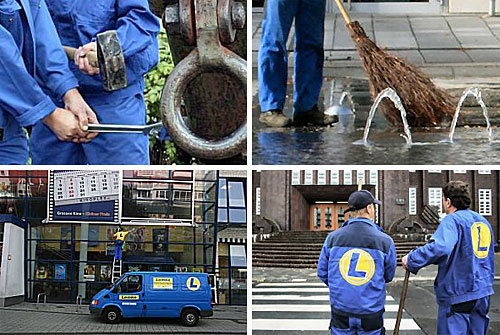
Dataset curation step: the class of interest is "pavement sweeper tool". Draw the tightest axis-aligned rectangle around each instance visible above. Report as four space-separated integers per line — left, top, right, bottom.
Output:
64 30 127 92
334 0 456 127
394 269 411 335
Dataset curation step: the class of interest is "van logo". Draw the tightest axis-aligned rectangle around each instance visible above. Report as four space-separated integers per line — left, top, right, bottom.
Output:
186 277 201 291
119 295 140 300
153 277 174 290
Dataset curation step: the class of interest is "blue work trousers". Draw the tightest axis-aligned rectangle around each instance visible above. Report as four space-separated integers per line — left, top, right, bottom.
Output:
437 296 490 335
258 0 325 115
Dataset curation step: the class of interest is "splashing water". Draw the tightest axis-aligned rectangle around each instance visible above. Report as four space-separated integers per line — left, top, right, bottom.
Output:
448 87 493 143
339 91 356 114
362 88 413 145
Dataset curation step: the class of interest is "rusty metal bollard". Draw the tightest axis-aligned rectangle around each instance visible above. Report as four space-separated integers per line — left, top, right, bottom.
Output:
151 0 247 160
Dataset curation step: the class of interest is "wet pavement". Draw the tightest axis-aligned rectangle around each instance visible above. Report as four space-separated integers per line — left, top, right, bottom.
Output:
252 75 500 165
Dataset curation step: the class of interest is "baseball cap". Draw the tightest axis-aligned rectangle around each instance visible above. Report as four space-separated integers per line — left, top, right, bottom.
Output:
345 190 382 213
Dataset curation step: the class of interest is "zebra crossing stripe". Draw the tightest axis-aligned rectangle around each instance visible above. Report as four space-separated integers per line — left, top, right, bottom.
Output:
252 304 402 312
252 318 421 331
253 294 395 301
252 282 421 332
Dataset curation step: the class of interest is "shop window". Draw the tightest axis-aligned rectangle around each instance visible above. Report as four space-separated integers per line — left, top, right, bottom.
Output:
230 245 246 267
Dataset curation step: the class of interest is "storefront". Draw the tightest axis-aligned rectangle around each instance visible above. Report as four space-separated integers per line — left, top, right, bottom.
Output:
0 170 247 306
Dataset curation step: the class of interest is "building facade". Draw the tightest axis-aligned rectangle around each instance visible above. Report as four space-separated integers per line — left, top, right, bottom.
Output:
253 170 500 246
0 170 247 307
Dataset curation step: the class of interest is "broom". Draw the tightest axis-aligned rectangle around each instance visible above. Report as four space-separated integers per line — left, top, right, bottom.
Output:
334 0 456 127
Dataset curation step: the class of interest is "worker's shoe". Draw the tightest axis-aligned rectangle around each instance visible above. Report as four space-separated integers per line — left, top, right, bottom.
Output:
293 105 338 127
259 110 291 127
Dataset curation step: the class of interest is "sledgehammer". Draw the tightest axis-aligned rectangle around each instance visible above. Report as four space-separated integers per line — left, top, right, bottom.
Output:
64 30 127 91
394 269 410 335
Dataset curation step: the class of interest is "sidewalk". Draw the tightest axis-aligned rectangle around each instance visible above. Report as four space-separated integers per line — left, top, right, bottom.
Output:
252 12 500 78
0 304 246 334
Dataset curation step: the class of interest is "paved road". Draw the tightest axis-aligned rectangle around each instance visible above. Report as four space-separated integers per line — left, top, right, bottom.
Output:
252 280 423 335
252 262 500 335
0 305 246 334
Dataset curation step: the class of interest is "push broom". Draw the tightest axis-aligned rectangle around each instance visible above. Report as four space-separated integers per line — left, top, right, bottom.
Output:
333 0 456 127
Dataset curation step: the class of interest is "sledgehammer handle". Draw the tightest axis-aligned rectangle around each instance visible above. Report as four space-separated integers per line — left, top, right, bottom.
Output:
394 269 410 335
334 0 353 24
64 46 99 68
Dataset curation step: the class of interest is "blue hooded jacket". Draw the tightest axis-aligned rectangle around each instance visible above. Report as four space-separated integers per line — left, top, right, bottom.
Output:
318 218 397 317
407 209 495 306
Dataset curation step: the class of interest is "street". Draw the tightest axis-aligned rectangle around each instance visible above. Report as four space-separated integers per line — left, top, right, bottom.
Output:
252 261 500 335
0 304 246 334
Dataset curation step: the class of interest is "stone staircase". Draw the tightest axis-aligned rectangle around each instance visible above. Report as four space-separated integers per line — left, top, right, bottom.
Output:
252 230 428 268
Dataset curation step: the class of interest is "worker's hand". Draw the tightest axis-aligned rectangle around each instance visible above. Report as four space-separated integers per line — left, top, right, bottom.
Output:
74 42 99 76
401 254 409 270
42 108 87 142
63 88 99 143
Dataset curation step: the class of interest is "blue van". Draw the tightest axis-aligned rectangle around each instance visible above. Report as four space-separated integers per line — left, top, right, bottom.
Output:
89 272 213 326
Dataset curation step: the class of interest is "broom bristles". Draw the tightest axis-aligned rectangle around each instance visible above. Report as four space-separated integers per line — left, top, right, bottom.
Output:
347 21 456 127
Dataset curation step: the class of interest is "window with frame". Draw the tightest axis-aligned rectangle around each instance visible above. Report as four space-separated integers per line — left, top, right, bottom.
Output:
218 179 246 224
478 189 492 216
428 188 442 215
409 187 417 215
325 208 332 228
344 171 352 185
117 275 143 294
318 170 327 185
292 171 300 185
314 208 321 229
357 170 365 184
255 187 261 215
453 170 466 174
370 171 378 185
478 170 491 175
330 170 339 185
428 170 441 173
305 170 313 185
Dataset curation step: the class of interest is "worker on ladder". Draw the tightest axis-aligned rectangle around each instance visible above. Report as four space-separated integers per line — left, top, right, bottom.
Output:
113 227 134 261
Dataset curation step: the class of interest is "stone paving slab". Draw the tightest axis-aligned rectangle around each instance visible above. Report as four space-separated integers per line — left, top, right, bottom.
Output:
252 12 500 66
0 305 246 334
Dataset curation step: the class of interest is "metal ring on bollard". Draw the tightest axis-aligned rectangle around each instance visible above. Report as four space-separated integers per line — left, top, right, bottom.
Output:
161 46 247 160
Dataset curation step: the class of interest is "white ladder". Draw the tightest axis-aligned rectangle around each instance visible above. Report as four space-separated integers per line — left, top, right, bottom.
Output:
111 257 122 284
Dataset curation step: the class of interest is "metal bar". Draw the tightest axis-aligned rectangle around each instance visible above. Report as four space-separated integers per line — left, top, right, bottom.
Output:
87 122 163 134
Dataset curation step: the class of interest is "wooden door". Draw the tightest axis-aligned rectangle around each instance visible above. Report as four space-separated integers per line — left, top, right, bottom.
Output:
310 204 351 231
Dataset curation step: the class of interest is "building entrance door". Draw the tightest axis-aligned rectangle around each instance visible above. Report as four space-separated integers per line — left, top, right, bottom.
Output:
310 204 350 231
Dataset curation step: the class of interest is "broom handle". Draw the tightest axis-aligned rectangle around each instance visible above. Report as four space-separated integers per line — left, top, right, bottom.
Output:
334 0 353 24
394 269 410 335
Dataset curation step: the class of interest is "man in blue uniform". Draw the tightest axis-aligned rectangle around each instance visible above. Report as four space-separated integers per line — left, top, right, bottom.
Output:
258 0 333 127
318 190 397 335
0 0 98 164
402 181 495 335
31 0 160 165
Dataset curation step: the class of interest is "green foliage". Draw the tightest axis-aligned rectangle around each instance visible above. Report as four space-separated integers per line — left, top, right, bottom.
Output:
145 29 194 165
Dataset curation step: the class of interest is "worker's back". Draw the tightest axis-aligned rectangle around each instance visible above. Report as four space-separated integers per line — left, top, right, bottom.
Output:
318 218 397 317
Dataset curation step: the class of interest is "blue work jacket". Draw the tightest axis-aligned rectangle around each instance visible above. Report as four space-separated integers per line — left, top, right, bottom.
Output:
318 218 397 317
408 209 495 306
44 0 160 98
0 0 78 164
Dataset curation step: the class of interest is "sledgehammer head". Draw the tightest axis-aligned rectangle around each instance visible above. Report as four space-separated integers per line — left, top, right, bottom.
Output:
97 30 127 91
